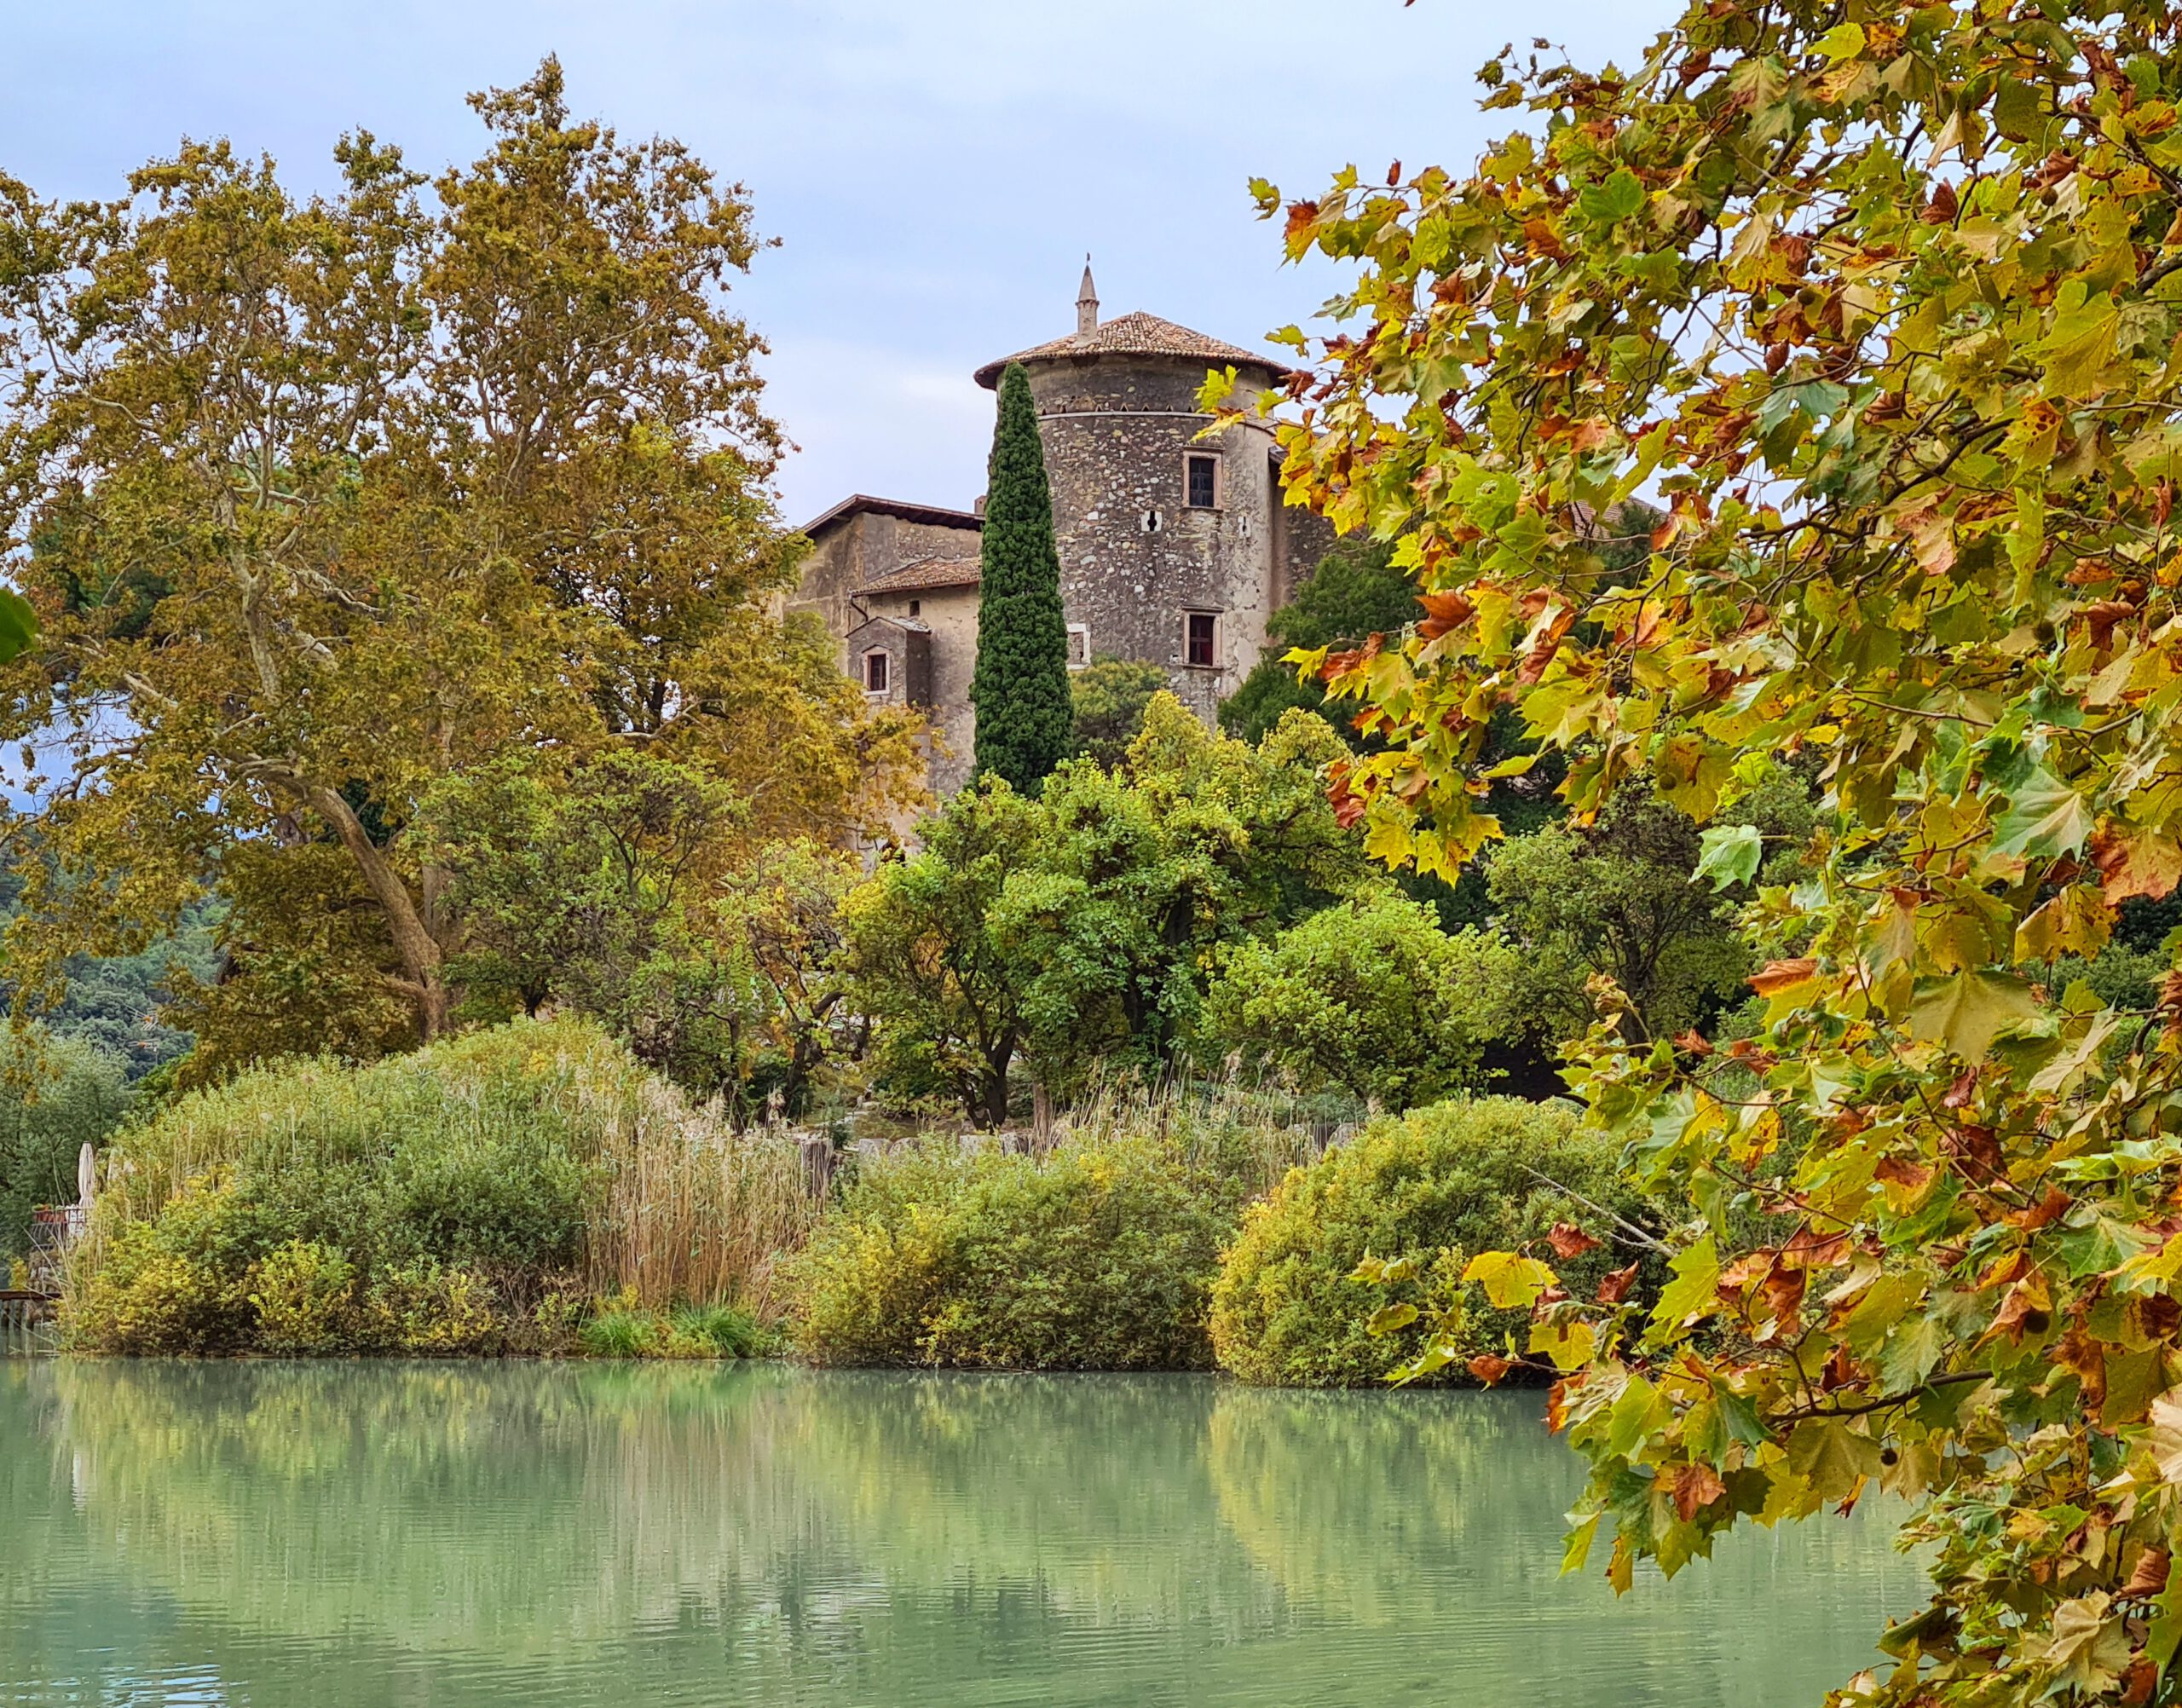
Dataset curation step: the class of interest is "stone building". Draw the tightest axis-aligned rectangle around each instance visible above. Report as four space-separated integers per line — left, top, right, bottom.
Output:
791 266 1331 793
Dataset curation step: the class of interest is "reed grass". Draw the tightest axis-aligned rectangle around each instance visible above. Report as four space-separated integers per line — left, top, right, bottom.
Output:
578 1077 818 1318
1043 1071 1331 1203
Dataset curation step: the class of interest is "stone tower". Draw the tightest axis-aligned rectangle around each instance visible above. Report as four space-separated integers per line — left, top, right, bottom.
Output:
792 269 1333 794
971 265 1328 724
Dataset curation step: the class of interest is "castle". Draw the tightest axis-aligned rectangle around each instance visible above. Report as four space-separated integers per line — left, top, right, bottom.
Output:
789 266 1332 792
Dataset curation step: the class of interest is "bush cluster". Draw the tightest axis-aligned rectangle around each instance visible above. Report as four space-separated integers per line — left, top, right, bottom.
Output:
64 1020 776 1358
788 1133 1256 1370
67 1025 1659 1383
1209 1098 1660 1388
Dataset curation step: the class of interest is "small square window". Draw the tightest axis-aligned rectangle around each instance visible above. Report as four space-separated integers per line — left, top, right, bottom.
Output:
1186 612 1217 668
863 649 889 693
1185 453 1219 510
1066 624 1091 670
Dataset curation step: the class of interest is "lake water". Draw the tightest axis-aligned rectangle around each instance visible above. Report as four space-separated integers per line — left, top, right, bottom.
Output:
1 1359 1925 1707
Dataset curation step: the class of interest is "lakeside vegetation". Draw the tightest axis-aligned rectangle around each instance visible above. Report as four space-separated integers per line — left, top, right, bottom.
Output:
15 0 2182 1698
57 1018 1665 1378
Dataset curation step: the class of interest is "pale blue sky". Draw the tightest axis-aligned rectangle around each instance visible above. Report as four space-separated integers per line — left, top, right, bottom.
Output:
3 0 1658 527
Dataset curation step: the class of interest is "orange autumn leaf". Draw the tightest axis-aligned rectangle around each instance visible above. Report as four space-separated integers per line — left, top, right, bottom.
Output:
1748 958 1820 996
1548 1221 1602 1259
1672 1462 1727 1522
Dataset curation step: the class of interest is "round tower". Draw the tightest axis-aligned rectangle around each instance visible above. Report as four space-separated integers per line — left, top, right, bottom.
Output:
975 269 1313 725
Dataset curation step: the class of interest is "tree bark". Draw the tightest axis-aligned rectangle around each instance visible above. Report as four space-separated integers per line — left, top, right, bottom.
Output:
305 783 451 1041
977 1042 1013 1131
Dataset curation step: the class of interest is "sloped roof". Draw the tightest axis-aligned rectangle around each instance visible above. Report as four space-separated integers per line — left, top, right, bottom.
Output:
857 555 983 597
974 310 1296 389
799 493 984 538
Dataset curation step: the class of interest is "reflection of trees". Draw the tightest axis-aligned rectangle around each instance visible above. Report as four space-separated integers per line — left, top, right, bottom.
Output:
1207 1383 1934 1703
27 1360 823 1652
2 1361 1931 1708
1209 1385 1577 1626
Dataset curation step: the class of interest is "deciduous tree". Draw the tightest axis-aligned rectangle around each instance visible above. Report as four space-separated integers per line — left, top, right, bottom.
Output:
1200 891 1517 1110
0 61 913 1057
1234 3 2182 1702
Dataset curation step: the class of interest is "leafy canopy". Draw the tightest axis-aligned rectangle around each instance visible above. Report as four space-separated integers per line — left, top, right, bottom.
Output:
0 60 915 1053
1200 891 1518 1111
842 696 1371 1126
1232 3 2182 1704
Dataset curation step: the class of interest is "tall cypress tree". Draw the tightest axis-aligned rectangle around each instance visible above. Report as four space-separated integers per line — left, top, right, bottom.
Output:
970 362 1072 792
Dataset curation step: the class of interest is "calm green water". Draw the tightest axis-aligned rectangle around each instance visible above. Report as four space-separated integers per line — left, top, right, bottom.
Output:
2 1359 1923 1707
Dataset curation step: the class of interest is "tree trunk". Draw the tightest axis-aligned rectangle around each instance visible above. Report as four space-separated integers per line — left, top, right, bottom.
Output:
977 1042 1013 1130
306 783 451 1041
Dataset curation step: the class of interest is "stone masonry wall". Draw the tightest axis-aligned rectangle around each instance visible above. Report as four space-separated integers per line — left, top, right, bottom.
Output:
788 511 982 664
1025 357 1284 724
857 582 981 794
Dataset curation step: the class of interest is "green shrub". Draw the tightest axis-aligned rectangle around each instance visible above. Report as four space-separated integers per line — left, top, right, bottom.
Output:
248 1239 361 1353
578 1306 660 1358
362 1258 499 1353
64 1018 776 1356
67 1174 261 1353
788 1133 1252 1370
1209 1098 1660 1387
670 1302 764 1357
1198 892 1520 1110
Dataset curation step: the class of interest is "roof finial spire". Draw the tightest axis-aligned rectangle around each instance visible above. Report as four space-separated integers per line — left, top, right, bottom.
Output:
1077 254 1099 336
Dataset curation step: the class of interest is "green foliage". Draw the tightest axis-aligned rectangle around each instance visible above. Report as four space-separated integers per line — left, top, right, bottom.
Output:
577 1307 659 1358
0 1033 127 1261
61 1018 769 1355
1069 656 1168 768
0 870 216 1082
669 1301 765 1357
574 1295 765 1359
1209 1099 1654 1388
1247 1 2182 1699
970 362 1072 792
841 696 1374 1123
1200 892 1520 1109
840 778 1047 1128
1220 542 1421 743
248 1239 361 1353
1486 792 1750 1046
425 748 746 1022
424 753 859 1122
160 841 421 1085
788 1131 1255 1370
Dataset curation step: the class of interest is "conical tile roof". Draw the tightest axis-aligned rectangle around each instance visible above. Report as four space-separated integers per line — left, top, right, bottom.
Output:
973 310 1295 389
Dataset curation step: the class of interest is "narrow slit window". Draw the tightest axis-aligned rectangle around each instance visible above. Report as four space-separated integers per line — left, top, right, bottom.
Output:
863 649 889 693
1067 624 1091 669
1185 453 1219 510
1186 612 1217 668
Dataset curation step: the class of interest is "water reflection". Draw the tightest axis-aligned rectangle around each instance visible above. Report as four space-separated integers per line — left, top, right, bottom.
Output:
0 1360 1925 1707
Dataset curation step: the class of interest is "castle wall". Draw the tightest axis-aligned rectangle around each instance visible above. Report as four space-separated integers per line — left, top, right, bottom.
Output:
789 511 983 664
857 582 981 794
1025 358 1284 724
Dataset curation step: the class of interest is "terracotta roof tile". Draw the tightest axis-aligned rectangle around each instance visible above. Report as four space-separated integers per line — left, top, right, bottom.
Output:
974 311 1295 389
857 556 983 597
